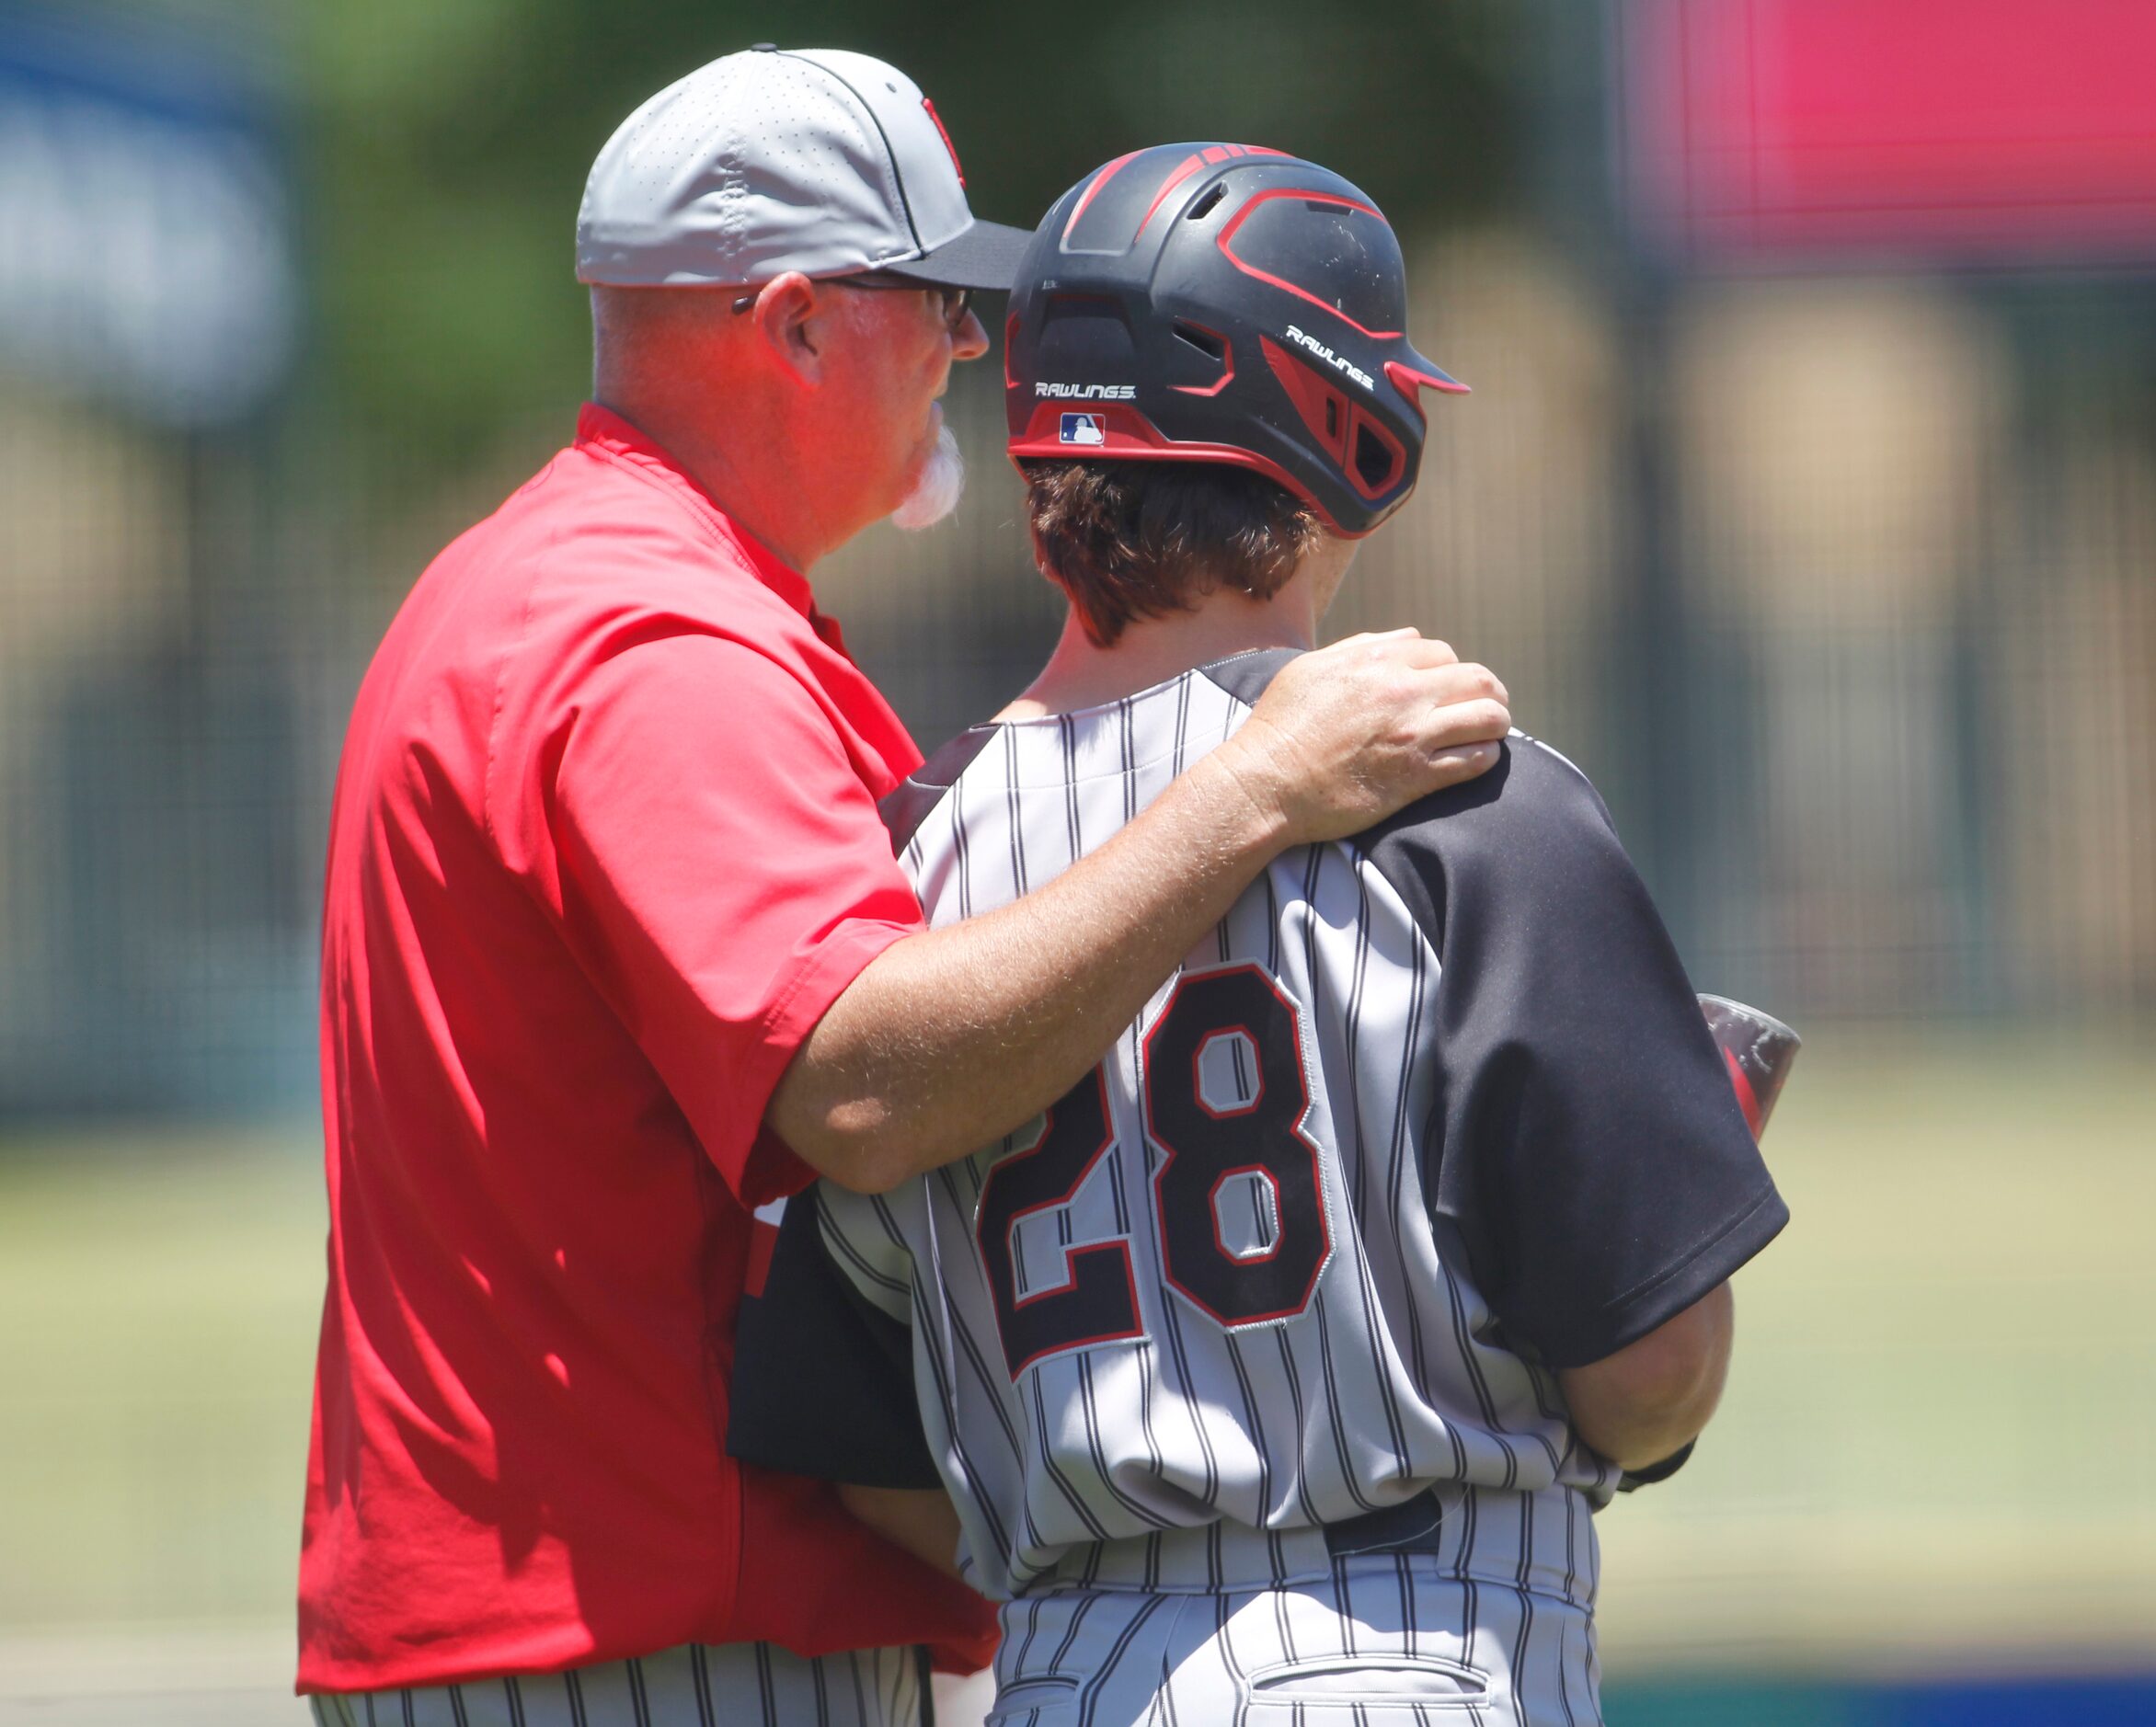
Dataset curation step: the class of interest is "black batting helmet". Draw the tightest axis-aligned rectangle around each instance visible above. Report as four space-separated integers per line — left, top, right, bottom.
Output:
1004 143 1464 536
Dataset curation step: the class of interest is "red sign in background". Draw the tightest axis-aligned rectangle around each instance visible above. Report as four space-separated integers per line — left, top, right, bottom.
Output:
1618 0 2156 264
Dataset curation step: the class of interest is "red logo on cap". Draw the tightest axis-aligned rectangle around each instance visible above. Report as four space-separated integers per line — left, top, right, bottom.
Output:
922 97 965 185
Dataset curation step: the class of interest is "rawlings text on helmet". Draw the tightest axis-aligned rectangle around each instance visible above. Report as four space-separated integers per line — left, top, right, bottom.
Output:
1283 326 1374 393
1036 383 1139 399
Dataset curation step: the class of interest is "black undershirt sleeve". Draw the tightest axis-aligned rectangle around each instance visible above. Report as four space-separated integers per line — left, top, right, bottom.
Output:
726 1187 944 1490
1366 738 1788 1373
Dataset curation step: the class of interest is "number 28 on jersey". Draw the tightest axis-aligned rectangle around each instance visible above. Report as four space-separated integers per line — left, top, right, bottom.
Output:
975 962 1334 1378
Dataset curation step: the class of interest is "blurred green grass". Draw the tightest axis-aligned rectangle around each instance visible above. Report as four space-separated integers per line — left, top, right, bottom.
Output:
1593 1025 2156 1676
0 1125 323 1630
1 1031 2151 1680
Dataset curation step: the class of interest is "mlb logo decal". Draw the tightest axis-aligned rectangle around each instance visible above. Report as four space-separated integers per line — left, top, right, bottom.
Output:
1059 412 1106 446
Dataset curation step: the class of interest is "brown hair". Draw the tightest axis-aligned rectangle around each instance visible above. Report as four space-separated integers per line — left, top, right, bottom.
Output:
1020 459 1325 646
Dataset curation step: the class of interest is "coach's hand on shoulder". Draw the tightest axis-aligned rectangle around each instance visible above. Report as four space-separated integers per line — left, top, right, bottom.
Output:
1214 631 1510 846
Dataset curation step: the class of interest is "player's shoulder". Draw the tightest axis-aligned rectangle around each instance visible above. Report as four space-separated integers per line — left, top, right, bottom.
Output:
879 724 1002 852
1356 731 1633 943
1193 648 1614 839
1190 645 1301 709
1375 725 1612 845
883 656 1259 853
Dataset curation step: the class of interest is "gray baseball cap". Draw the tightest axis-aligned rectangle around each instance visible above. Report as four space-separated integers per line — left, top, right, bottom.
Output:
576 45 1030 292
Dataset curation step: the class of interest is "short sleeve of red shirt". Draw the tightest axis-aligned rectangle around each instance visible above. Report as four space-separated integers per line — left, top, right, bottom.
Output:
546 632 923 1207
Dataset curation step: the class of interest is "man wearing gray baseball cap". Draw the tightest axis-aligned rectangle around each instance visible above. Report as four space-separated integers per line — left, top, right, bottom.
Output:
300 45 1512 1726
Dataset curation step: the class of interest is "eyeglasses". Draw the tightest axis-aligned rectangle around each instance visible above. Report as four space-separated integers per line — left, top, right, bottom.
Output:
731 272 973 334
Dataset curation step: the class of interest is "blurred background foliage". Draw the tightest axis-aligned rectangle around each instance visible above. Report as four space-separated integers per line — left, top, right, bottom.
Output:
300 0 1521 479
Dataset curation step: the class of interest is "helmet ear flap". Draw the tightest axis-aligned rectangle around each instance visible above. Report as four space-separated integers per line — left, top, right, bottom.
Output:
1260 336 1351 463
1261 336 1410 506
1348 416 1406 499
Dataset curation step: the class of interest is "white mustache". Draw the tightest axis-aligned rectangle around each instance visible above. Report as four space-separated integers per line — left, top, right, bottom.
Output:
891 422 966 532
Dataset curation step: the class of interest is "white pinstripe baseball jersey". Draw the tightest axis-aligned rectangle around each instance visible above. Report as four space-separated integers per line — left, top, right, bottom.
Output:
731 650 1785 1610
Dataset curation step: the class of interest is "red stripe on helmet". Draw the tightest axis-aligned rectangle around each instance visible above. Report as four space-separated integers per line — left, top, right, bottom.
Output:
1384 359 1471 406
1218 189 1404 341
1345 412 1406 500
1261 333 1351 462
1169 318 1237 397
1133 153 1210 241
1064 151 1143 240
1008 403 1391 539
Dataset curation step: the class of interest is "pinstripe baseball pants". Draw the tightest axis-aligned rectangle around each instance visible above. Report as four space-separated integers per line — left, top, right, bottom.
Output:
307 1640 929 1727
988 1554 1600 1727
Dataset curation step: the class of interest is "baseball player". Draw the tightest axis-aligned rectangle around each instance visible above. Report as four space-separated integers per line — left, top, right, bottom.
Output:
729 144 1788 1725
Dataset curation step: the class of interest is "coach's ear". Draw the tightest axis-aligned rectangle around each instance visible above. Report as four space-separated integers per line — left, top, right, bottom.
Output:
742 272 826 383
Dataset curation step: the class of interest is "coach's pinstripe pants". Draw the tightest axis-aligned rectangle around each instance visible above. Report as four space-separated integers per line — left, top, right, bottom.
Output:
307 1641 928 1727
988 1553 1600 1727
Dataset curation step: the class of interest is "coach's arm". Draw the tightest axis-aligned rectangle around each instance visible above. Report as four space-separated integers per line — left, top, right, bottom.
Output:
770 633 1508 1194
1556 1284 1735 1474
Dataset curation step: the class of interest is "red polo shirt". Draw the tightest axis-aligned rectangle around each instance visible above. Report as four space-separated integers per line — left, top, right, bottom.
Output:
300 405 996 1692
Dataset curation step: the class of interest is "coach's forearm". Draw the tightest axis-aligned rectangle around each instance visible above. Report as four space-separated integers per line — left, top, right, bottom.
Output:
769 748 1288 1193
